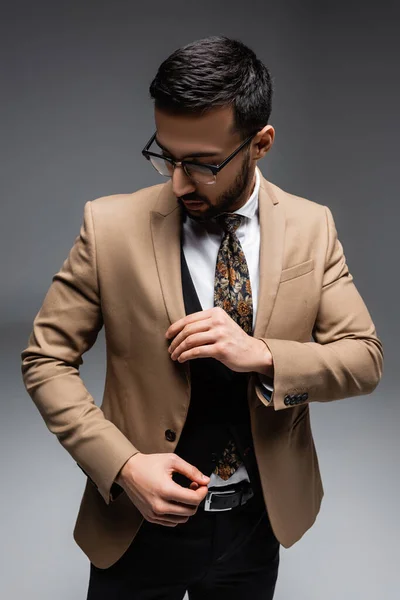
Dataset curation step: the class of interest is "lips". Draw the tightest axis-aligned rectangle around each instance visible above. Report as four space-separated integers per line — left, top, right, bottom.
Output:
183 200 204 205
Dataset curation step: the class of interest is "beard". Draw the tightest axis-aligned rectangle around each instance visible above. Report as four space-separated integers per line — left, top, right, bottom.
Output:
177 151 253 224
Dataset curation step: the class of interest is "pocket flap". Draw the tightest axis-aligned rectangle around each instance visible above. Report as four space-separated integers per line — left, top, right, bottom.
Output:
280 258 314 283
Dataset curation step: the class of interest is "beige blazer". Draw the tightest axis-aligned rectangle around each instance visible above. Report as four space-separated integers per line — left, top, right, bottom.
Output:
21 170 384 569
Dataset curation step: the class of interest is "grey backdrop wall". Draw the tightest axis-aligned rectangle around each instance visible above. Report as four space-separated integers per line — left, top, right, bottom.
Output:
1 1 398 598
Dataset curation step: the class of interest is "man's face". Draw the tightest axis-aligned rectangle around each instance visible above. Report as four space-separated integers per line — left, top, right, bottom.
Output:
153 105 256 223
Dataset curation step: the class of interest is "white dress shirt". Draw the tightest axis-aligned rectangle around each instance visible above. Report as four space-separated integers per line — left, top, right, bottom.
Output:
182 166 274 487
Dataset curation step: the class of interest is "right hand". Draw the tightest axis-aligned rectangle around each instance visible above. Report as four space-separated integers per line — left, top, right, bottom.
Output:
116 452 211 527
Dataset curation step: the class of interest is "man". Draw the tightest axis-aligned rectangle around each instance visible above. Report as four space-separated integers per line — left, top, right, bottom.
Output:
21 36 383 599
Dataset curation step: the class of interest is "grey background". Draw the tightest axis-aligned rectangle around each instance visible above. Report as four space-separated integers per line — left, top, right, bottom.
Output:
1 1 398 598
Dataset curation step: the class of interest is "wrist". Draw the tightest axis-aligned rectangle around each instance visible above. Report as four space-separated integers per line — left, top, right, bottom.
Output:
115 452 141 487
254 338 274 378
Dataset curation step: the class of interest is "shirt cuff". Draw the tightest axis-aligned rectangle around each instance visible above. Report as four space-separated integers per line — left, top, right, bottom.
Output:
257 372 274 391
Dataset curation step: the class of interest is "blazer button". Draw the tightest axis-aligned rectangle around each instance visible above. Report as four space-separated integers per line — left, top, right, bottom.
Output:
302 393 308 401
284 395 291 406
165 429 176 442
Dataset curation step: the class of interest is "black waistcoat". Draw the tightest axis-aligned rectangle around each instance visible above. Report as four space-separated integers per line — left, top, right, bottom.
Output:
171 243 262 491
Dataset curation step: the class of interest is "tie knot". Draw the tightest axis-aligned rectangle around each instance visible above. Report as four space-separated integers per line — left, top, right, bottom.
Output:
217 213 244 235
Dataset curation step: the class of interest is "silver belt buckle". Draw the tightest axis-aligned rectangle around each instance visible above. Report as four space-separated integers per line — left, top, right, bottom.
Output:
204 488 237 512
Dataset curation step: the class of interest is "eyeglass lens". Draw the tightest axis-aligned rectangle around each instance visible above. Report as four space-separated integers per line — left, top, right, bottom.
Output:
149 155 216 184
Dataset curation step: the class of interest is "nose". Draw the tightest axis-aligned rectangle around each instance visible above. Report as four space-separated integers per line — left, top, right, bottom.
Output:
171 165 196 198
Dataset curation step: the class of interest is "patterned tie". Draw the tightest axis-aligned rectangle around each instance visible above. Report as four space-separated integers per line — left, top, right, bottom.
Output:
212 213 254 480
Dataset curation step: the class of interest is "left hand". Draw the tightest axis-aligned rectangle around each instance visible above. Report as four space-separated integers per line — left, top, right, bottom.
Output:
165 307 273 374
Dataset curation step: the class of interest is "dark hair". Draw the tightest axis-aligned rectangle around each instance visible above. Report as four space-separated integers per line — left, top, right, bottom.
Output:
149 36 274 139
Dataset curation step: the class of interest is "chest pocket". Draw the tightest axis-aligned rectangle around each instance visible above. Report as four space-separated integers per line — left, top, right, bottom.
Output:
280 258 314 283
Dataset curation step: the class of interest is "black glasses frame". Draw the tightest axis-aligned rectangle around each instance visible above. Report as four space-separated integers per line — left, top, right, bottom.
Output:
141 131 257 182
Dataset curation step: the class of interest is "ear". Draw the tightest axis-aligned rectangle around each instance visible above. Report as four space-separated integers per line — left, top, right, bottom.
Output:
252 125 275 160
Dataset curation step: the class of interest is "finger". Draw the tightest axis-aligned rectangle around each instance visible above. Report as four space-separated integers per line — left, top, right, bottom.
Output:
172 331 217 360
175 342 221 363
168 481 209 505
166 309 216 339
154 491 204 519
169 320 213 354
168 456 210 488
148 515 189 526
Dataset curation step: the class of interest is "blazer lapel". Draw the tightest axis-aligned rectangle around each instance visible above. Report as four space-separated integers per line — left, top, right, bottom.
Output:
150 182 187 328
253 172 285 339
150 168 285 340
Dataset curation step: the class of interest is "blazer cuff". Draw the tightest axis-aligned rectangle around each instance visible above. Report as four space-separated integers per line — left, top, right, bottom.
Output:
77 463 125 502
256 336 382 411
76 445 140 505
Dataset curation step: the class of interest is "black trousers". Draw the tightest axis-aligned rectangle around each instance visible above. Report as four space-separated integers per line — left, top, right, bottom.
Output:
86 475 280 600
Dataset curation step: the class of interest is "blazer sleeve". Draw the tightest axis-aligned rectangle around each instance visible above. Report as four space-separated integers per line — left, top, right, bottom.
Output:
20 201 140 504
255 205 384 411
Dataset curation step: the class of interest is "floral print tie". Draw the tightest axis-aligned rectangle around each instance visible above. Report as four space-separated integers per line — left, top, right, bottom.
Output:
212 213 253 480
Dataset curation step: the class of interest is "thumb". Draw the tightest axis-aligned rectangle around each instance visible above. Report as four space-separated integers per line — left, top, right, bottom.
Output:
174 457 210 485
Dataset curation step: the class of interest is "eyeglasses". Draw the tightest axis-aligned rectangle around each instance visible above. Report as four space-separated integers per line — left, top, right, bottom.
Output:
141 131 257 185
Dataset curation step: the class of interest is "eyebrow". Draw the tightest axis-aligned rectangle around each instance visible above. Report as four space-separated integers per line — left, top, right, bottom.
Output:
155 136 221 159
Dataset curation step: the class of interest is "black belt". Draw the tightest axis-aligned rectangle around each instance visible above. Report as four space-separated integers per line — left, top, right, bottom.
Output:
200 480 254 512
